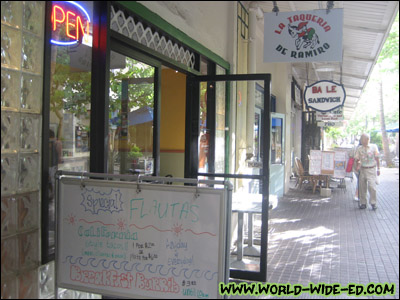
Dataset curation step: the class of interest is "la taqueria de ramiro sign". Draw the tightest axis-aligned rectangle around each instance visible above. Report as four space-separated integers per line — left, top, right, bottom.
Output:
264 9 343 62
304 80 346 112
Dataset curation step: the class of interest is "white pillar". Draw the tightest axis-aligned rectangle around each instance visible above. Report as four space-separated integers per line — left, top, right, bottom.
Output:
246 5 258 159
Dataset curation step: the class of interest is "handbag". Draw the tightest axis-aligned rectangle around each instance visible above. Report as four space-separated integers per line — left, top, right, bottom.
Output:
346 157 355 173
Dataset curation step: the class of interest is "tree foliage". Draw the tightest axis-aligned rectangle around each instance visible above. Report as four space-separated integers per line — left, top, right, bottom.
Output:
341 12 399 147
50 46 154 139
109 58 155 113
378 13 399 74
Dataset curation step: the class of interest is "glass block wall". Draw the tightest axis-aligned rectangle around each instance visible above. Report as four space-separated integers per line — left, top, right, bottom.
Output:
1 1 44 298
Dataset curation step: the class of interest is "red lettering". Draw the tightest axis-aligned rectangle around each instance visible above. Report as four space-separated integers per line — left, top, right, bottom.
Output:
51 3 90 44
95 271 102 285
312 86 322 94
52 5 65 31
76 15 89 40
275 23 286 34
70 266 133 289
135 273 180 294
326 86 337 93
70 265 82 281
66 11 76 39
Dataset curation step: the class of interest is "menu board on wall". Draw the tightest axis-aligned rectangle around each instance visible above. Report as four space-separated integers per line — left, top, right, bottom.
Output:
56 176 228 299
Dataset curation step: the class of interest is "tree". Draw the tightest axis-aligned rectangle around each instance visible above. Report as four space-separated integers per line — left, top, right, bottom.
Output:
376 13 399 166
324 127 346 148
344 13 398 163
50 46 154 142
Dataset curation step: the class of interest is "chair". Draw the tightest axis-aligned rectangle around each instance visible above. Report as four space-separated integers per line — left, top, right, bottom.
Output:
295 157 326 193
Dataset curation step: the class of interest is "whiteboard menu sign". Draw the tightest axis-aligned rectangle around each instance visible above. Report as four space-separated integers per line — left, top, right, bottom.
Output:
309 150 322 175
333 151 346 178
321 151 335 175
56 176 228 299
309 150 347 178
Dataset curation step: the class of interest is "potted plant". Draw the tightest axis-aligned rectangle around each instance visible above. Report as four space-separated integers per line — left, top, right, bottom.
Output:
128 144 143 167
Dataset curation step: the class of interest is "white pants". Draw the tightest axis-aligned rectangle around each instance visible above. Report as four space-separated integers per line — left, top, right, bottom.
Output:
359 167 377 206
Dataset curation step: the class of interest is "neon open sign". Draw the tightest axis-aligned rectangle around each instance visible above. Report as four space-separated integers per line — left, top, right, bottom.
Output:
51 1 91 46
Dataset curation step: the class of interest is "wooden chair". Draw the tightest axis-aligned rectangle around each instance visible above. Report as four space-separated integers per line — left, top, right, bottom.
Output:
294 157 315 190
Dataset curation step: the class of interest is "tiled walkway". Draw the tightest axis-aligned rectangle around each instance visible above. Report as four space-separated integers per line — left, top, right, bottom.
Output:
231 167 399 299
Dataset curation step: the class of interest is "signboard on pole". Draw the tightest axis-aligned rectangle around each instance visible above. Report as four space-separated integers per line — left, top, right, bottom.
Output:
304 80 346 112
264 9 343 63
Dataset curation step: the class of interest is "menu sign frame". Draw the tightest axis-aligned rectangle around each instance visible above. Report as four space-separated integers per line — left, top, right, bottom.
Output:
55 172 229 299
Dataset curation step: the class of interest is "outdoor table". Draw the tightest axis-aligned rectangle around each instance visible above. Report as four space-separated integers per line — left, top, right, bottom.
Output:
230 193 278 269
311 174 330 193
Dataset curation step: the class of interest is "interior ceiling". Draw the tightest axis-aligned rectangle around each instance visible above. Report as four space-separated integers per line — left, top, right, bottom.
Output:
250 1 399 120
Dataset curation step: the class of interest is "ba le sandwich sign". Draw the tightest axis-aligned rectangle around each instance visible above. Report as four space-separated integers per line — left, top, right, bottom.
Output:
264 9 343 62
304 80 346 112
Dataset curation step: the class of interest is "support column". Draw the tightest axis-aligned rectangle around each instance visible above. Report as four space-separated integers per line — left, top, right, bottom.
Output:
246 6 258 159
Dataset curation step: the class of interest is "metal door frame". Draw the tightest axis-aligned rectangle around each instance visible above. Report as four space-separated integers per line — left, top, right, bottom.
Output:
186 73 271 282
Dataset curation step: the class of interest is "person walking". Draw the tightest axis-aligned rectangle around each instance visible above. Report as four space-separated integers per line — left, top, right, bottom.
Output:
355 133 380 210
352 139 362 201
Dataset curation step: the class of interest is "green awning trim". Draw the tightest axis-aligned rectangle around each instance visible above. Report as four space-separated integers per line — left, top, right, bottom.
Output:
116 1 230 71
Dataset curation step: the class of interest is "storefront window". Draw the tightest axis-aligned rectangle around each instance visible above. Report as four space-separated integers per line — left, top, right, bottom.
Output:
215 65 226 173
108 51 155 175
198 58 209 173
271 118 283 164
47 1 93 254
254 85 264 162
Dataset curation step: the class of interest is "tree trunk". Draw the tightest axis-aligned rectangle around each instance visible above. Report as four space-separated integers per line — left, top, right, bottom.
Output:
378 80 392 167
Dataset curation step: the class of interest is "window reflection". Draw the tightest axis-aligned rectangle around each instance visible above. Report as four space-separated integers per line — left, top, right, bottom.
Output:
271 118 283 164
108 51 155 175
215 65 226 173
48 1 93 255
198 82 208 173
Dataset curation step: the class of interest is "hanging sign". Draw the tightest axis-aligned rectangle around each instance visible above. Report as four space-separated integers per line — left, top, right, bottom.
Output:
51 1 91 46
304 80 346 112
316 107 344 121
264 9 343 62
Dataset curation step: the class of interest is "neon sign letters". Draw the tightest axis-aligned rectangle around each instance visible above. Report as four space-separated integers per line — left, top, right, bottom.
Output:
51 1 91 46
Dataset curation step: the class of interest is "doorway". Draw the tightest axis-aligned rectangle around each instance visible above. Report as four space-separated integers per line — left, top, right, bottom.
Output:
108 50 157 175
108 48 188 178
159 67 187 178
186 74 272 282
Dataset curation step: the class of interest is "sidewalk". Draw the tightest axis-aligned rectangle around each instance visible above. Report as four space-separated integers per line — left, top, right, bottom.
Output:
231 167 399 299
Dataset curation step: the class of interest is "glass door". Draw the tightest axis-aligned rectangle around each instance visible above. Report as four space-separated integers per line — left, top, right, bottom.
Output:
186 74 271 282
108 49 159 175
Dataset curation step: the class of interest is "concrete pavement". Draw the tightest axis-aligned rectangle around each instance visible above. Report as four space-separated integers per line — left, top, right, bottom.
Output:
231 167 399 299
